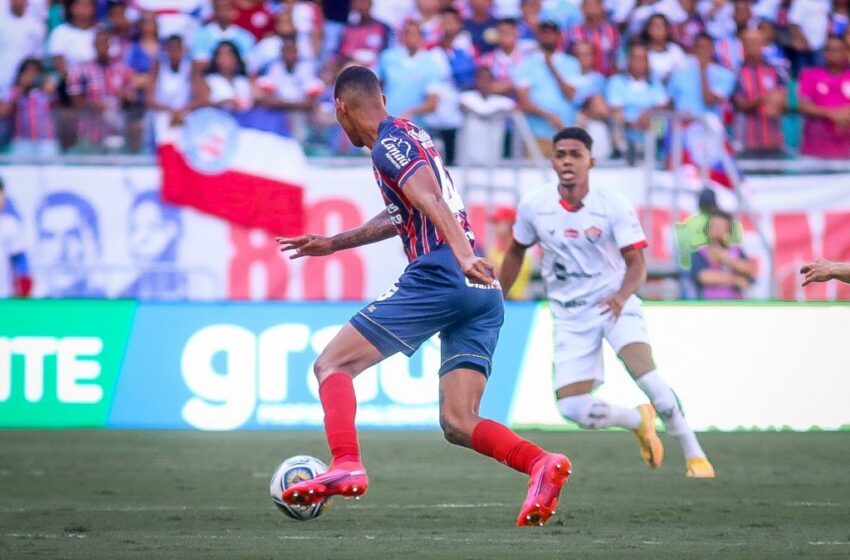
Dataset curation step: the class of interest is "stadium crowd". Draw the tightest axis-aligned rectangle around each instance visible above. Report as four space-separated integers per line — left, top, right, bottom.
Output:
0 0 849 161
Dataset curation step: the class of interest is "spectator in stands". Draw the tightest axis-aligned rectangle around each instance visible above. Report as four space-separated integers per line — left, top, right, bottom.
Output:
233 0 275 41
279 0 324 65
486 206 532 300
255 36 323 140
831 0 850 38
713 0 759 73
67 27 136 151
513 19 581 156
733 28 788 157
690 209 755 300
758 19 791 81
569 41 608 127
377 20 441 125
433 7 476 90
787 0 830 74
606 41 670 162
247 10 297 76
125 11 161 143
517 0 541 52
320 0 350 63
191 0 256 73
106 1 133 62
539 0 581 30
198 40 253 112
798 35 850 158
463 0 498 55
0 0 46 96
566 0 619 76
47 0 98 76
147 35 192 130
131 0 209 42
126 11 161 78
668 32 736 117
337 0 392 70
642 13 688 82
459 65 516 164
35 190 106 298
480 18 524 96
0 58 59 158
672 0 705 50
412 0 443 46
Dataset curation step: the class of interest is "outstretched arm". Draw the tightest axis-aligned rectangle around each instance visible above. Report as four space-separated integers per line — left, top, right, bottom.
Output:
277 210 396 259
801 258 850 286
402 166 496 286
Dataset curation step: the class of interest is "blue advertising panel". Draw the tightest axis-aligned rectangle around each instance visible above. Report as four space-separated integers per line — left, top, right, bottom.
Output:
109 302 534 430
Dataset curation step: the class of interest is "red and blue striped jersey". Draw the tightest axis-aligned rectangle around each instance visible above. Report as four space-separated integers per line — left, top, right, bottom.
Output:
371 117 475 262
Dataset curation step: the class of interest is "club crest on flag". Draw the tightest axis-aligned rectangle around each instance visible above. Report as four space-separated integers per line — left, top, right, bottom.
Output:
182 108 239 174
585 226 602 243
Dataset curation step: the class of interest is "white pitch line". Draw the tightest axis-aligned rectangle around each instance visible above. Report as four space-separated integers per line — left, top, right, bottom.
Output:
809 542 850 546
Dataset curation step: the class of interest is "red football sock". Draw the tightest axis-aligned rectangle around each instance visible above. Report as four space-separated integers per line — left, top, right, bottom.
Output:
471 419 547 475
319 373 360 465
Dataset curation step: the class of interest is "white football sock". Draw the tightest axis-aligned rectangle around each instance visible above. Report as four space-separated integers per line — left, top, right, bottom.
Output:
636 370 705 459
558 394 642 430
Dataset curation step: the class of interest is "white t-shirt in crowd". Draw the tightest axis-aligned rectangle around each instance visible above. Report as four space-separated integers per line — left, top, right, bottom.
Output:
205 74 252 109
648 42 687 82
513 183 647 320
458 90 515 165
0 11 45 92
155 58 192 110
257 60 322 102
129 0 210 41
47 24 96 66
788 0 829 51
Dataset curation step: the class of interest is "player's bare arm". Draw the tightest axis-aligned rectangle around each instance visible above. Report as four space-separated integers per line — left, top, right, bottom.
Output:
499 239 531 295
276 210 396 259
600 247 647 319
402 166 496 286
801 258 850 286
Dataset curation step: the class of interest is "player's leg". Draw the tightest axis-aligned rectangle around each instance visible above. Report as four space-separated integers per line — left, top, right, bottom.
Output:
553 320 644 432
282 323 385 505
617 342 715 477
438 294 570 527
438 366 571 527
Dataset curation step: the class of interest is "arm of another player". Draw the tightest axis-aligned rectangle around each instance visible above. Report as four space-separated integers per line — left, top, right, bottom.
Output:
276 210 397 259
498 239 531 296
402 166 495 285
801 258 850 286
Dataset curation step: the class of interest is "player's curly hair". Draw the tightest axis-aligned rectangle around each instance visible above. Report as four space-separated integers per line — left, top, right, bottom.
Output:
552 127 593 151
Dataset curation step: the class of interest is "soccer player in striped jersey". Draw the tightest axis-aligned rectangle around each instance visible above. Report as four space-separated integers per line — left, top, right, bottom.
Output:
276 66 570 526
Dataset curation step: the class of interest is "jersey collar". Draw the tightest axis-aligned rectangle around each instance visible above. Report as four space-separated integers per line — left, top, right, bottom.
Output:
559 198 584 213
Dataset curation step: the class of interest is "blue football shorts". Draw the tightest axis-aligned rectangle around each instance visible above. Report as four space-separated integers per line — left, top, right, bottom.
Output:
350 243 504 377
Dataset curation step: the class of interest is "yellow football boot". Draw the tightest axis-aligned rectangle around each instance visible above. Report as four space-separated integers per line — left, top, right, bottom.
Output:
633 404 664 469
686 457 716 478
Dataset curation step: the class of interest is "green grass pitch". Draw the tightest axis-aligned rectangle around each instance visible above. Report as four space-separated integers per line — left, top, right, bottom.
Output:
1 431 848 559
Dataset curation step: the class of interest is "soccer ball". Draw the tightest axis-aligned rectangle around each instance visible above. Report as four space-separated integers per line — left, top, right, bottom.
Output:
269 455 333 521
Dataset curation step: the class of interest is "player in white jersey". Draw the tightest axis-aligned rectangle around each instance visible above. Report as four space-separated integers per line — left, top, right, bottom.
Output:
499 127 715 478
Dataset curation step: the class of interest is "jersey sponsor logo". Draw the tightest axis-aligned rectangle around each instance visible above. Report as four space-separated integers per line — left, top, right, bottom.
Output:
380 135 413 169
564 228 580 238
584 226 603 243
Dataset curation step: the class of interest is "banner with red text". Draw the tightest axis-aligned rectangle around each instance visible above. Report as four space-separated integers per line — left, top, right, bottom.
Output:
1 164 848 301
